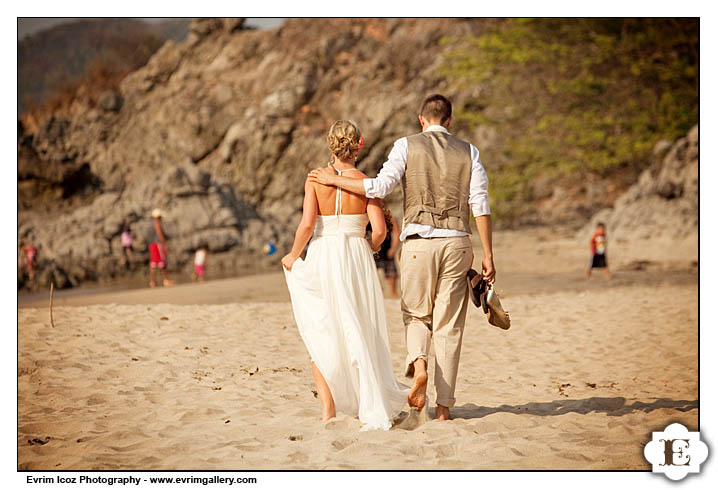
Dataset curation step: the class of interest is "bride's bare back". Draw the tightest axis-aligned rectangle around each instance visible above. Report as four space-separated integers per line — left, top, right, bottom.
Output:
281 165 386 269
313 168 369 216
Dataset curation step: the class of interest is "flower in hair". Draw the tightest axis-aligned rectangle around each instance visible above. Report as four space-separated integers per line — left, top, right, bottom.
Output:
357 137 364 150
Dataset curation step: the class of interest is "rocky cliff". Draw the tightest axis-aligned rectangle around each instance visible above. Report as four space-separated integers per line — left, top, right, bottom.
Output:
18 18 486 289
17 18 698 289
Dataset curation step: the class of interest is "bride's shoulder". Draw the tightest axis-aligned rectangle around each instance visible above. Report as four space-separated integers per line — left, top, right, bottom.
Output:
346 169 369 179
304 177 319 192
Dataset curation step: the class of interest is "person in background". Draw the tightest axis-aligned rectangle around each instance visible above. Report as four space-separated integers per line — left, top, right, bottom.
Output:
20 242 37 281
120 225 133 269
586 222 611 279
367 208 401 299
148 209 173 288
192 243 209 283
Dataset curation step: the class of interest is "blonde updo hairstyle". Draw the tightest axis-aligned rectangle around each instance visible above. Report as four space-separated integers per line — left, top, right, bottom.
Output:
327 120 362 162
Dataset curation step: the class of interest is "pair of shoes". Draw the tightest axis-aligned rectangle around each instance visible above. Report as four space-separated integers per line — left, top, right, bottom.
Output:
467 269 488 313
485 284 510 330
467 269 510 330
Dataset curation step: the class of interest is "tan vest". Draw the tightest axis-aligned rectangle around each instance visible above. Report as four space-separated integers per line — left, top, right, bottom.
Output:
402 130 473 233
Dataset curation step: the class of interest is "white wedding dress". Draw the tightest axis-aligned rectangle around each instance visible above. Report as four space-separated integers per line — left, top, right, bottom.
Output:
283 170 409 430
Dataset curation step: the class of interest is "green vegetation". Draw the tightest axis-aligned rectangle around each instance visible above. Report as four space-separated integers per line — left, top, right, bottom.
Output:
442 18 698 224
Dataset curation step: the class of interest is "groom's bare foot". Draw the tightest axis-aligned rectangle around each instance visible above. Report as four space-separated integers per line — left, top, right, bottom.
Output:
408 372 427 410
435 404 451 421
408 359 428 410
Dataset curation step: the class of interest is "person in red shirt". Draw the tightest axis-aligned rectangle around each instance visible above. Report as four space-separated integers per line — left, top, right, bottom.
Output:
148 209 174 288
20 243 37 281
586 222 611 279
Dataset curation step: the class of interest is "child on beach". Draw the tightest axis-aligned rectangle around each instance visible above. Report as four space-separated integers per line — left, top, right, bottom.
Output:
586 222 611 279
120 226 133 269
192 244 209 282
20 243 37 281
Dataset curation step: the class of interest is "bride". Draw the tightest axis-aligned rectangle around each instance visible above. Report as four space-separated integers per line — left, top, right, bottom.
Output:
282 120 409 431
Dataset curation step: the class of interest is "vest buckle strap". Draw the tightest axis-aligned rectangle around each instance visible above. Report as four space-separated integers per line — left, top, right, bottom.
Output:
412 205 466 220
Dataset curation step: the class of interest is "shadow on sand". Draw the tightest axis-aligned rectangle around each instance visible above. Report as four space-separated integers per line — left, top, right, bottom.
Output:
449 397 698 420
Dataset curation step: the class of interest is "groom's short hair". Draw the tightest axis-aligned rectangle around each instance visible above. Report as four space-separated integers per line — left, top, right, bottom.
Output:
420 94 452 125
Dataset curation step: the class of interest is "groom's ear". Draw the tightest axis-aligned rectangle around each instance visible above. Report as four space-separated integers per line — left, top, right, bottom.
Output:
444 116 452 129
418 115 425 130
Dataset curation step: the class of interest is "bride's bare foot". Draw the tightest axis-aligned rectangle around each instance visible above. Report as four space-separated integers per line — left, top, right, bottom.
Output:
312 362 336 423
320 393 336 422
435 404 451 421
408 359 428 410
321 408 336 422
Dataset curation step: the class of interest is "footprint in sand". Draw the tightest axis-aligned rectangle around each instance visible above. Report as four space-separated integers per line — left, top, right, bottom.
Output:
398 443 429 459
70 362 92 372
107 441 150 453
558 451 593 462
292 408 316 418
179 410 206 422
324 415 358 430
287 451 309 464
434 443 458 458
330 437 356 450
395 407 429 430
139 456 161 467
85 395 107 406
232 442 264 452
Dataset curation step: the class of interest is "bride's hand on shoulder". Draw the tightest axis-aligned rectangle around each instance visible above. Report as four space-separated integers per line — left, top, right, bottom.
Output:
281 253 297 271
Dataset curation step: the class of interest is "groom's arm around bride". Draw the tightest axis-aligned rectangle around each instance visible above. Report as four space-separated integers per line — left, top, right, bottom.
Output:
308 99 495 283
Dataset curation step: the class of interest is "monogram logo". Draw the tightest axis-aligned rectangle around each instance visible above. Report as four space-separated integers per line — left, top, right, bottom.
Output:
644 423 708 480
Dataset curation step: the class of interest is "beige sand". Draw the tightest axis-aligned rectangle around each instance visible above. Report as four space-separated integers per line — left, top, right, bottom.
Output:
18 228 698 470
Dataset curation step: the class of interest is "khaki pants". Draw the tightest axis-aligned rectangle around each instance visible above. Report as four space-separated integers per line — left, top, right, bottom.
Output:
400 235 473 408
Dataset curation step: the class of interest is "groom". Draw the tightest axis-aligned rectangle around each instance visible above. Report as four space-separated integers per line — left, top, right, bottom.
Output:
309 94 495 421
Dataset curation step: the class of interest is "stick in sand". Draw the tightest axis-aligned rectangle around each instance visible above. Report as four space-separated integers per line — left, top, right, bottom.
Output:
49 282 55 328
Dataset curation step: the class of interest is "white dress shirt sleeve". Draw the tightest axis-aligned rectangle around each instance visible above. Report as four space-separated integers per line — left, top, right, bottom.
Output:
468 144 491 216
363 138 408 199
